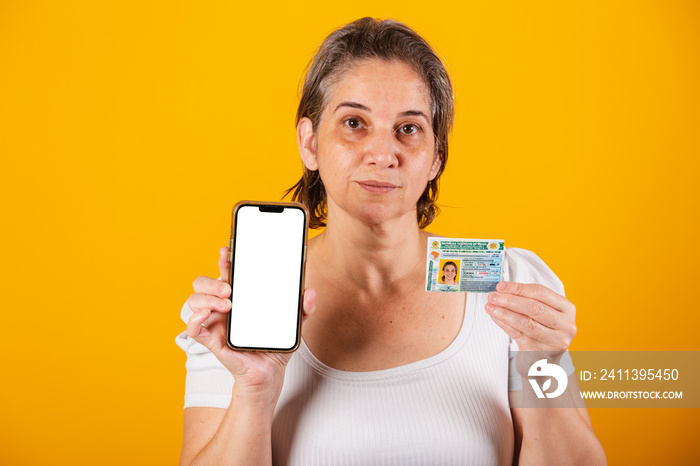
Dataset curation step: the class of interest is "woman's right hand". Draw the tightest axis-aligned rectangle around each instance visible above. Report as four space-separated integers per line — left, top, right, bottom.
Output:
185 246 316 403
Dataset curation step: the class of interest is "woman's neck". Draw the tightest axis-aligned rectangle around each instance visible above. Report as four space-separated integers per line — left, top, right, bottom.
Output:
311 208 429 294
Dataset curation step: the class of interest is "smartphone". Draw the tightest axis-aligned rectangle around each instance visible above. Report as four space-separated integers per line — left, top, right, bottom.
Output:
226 201 308 352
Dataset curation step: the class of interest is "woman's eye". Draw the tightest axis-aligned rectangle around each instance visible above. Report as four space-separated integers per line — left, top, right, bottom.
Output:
399 124 418 134
344 118 363 129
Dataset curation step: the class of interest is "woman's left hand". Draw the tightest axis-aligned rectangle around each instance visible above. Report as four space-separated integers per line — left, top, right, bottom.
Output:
485 281 577 362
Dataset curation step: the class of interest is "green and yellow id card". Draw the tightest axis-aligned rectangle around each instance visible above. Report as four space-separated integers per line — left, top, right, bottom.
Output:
426 237 505 293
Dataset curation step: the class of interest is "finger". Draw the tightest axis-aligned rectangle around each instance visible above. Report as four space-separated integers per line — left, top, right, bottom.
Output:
186 309 226 356
495 282 575 315
186 308 212 341
302 287 316 320
193 275 231 299
487 292 559 329
218 247 231 285
485 303 567 349
489 313 532 346
188 292 232 314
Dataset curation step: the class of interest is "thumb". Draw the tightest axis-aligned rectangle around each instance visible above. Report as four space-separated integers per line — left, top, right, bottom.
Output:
218 247 231 284
302 287 317 321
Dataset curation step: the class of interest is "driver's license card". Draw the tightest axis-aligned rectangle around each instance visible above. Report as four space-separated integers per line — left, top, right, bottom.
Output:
426 237 505 293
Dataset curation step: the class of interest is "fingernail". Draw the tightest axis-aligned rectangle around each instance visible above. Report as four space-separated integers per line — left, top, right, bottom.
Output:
496 282 507 291
488 293 499 303
485 303 494 312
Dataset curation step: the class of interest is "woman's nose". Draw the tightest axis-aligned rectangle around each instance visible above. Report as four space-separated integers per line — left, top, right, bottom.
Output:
363 129 399 168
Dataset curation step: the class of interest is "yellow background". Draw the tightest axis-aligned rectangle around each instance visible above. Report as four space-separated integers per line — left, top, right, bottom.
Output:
1 0 698 464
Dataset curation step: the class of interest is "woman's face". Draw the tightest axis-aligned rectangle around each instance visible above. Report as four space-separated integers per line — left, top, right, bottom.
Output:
443 264 457 281
299 59 441 227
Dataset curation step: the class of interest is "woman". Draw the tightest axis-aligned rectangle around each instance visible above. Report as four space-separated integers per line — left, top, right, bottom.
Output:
441 261 458 285
176 17 606 465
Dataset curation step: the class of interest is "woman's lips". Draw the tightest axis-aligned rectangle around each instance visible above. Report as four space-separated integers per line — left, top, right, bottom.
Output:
357 180 398 193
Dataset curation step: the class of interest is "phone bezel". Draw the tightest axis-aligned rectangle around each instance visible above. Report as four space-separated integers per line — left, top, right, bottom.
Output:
225 200 309 353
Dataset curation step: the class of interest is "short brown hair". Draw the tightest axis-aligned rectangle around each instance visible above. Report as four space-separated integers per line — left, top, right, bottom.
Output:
286 17 454 229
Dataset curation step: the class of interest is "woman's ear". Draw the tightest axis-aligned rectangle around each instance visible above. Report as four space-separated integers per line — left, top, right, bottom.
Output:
428 151 443 181
297 117 318 171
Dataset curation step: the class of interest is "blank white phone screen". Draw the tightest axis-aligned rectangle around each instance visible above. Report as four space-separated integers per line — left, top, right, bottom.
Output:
229 205 305 350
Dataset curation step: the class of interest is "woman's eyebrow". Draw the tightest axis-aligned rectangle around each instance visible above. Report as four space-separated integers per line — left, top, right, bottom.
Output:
399 109 430 124
334 101 370 113
334 101 430 123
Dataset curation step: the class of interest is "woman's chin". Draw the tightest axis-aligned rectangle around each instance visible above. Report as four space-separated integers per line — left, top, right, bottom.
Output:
328 198 417 227
354 203 405 226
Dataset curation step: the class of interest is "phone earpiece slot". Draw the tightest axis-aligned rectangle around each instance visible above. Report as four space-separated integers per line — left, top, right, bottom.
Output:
258 205 284 213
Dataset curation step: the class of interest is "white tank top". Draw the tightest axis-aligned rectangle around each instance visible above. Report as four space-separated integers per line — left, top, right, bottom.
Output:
175 248 574 465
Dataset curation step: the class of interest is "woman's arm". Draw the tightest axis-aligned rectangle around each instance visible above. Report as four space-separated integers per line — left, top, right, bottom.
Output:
486 281 606 465
181 407 226 465
180 387 278 466
510 375 606 466
178 247 316 465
